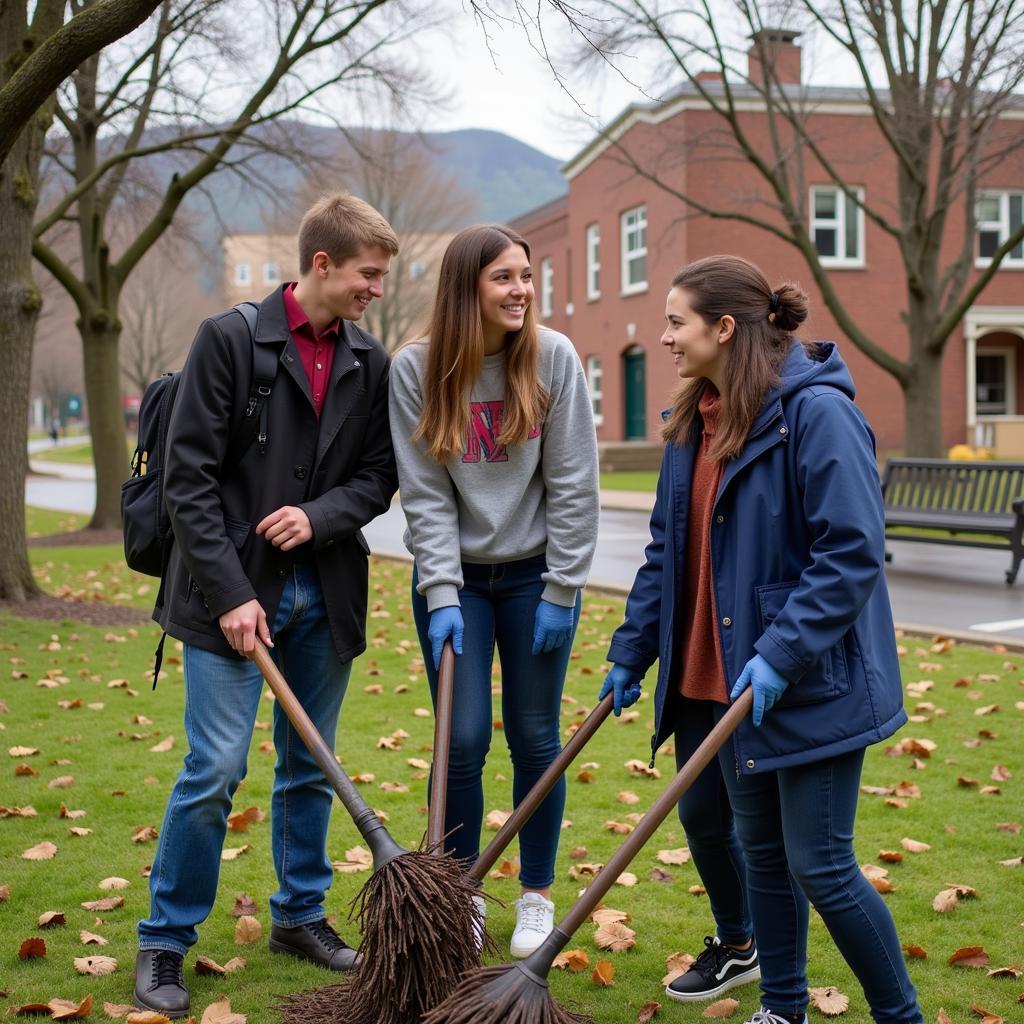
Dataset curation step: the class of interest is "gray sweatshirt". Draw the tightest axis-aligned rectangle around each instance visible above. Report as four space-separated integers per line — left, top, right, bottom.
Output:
389 329 600 612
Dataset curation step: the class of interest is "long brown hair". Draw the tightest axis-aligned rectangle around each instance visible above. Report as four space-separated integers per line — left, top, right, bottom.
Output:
661 255 809 460
412 225 547 462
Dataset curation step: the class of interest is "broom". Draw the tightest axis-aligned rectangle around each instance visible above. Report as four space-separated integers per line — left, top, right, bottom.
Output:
422 687 754 1024
253 641 480 1024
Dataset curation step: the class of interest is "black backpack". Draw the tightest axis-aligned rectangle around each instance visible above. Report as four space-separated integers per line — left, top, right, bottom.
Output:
121 301 279 578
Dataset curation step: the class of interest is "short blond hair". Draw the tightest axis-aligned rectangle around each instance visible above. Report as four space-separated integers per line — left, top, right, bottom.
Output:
298 192 399 273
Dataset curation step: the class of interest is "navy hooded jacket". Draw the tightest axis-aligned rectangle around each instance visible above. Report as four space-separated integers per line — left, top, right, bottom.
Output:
607 341 907 775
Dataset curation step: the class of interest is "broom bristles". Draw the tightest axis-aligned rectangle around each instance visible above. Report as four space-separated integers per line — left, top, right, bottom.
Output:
421 963 592 1024
276 844 486 1024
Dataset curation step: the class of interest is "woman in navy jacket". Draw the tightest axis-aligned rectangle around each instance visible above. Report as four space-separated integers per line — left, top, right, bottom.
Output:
600 256 922 1024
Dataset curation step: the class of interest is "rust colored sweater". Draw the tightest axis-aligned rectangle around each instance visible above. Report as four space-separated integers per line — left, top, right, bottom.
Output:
678 388 729 703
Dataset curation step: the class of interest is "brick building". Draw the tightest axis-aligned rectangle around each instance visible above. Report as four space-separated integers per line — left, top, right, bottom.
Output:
511 33 1024 456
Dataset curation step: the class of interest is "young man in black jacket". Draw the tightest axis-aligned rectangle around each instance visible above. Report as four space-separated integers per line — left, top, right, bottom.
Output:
134 194 399 1018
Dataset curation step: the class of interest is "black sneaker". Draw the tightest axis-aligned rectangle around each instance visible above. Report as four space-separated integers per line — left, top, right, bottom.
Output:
269 918 359 971
666 935 760 1002
133 949 190 1019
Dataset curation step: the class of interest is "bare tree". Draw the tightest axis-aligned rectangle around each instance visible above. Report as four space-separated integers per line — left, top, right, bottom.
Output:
538 0 1024 455
30 0 440 530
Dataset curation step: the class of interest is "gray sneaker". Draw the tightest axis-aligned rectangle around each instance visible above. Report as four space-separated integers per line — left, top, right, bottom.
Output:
133 949 190 1019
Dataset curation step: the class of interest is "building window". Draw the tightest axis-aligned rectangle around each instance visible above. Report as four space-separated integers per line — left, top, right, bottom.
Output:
234 262 251 286
621 206 647 294
976 349 1016 415
810 186 864 267
587 356 603 425
586 223 601 300
263 262 279 284
540 257 554 319
976 192 1024 265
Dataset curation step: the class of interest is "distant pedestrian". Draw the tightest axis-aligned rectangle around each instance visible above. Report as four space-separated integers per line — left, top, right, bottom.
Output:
49 417 60 447
603 254 923 1024
389 224 599 960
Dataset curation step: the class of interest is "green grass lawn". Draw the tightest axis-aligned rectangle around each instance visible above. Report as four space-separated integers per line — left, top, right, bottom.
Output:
1 512 1022 1021
32 440 135 466
600 471 659 493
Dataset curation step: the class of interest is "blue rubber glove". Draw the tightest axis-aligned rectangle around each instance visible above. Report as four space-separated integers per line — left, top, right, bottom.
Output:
730 654 789 727
531 599 574 655
598 664 643 716
428 606 464 670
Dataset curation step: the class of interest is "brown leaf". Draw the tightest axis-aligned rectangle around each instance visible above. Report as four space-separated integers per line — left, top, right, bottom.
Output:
102 1003 137 1018
992 764 1011 782
591 959 615 987
932 889 960 913
8 745 39 757
80 930 108 946
878 850 903 863
552 948 590 972
650 867 674 883
126 1013 175 1023
0 883 9 901
604 820 634 834
18 936 46 959
594 920 636 951
48 775 75 788
49 995 94 1020
75 954 118 975
702 998 740 1018
59 804 86 820
900 837 930 853
200 995 246 1023
221 844 251 861
902 945 927 959
618 790 641 805
591 907 631 927
949 946 990 968
615 871 638 887
132 825 159 843
38 910 66 927
230 894 258 918
987 965 1023 978
234 915 261 945
68 826 92 836
937 1011 953 1024
656 848 691 865
99 877 130 890
23 841 58 860
149 736 174 753
637 1002 661 1022
484 809 511 830
969 1007 1005 1024
808 986 850 1016
81 896 125 912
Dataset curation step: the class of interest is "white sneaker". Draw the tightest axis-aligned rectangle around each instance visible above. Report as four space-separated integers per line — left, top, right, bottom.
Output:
509 892 555 959
743 1010 808 1024
471 894 486 953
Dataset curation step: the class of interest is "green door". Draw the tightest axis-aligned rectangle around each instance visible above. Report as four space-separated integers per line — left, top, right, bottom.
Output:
623 347 646 440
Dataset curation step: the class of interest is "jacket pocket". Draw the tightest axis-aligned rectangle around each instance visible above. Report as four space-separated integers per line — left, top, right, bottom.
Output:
755 580 852 707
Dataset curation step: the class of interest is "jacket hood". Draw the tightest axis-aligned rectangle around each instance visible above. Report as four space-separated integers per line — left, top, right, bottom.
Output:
777 341 854 400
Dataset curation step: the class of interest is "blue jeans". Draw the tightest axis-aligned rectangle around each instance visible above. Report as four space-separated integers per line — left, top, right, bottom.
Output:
719 743 923 1024
412 555 580 890
674 699 751 946
138 564 351 954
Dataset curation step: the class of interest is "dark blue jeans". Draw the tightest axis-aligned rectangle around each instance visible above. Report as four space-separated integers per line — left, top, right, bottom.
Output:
719 742 923 1023
139 565 351 953
412 555 580 890
674 699 751 946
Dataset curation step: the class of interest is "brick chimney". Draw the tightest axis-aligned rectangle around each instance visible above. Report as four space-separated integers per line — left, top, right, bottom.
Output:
747 28 801 85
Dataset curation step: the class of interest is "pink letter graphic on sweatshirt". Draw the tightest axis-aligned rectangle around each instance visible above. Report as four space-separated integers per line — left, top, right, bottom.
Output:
463 401 540 463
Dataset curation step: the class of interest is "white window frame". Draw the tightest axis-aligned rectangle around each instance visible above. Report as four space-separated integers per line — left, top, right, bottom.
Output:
975 191 1024 268
234 261 252 286
975 346 1017 416
587 355 604 426
810 186 865 268
540 257 554 319
586 223 601 300
620 206 648 295
263 261 279 284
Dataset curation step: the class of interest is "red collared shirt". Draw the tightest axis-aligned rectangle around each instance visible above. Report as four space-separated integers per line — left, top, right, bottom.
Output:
282 283 340 417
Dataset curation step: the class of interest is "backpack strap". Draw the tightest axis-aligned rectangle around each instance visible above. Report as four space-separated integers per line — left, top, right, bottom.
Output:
225 301 280 469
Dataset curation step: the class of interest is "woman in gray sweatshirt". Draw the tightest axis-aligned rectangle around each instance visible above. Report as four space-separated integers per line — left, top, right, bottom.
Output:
389 224 600 959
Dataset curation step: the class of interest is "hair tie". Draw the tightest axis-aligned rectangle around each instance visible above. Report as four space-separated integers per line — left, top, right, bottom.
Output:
768 292 780 314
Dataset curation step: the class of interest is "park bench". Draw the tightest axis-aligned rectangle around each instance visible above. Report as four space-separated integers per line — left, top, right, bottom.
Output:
881 457 1024 584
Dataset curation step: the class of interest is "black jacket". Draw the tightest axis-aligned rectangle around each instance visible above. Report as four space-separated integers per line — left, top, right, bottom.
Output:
154 286 397 662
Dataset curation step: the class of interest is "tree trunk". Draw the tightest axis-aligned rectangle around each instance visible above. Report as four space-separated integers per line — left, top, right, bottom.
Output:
900 347 946 458
81 312 128 529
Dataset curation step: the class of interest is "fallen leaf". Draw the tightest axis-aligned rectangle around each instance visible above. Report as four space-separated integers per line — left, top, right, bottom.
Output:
131 825 158 843
933 889 960 913
703 998 740 1017
552 948 590 972
221 845 251 861
75 954 118 975
637 1002 662 1022
80 930 108 945
591 959 615 987
987 965 1023 978
618 790 641 804
81 896 125 912
949 946 990 968
234 915 261 945
126 1012 174 1023
230 894 258 917
49 994 94 1020
149 736 174 753
615 872 638 887
969 1006 1005 1024
200 995 246 1023
9 745 39 757
18 936 46 959
38 910 66 927
656 848 691 865
808 986 850 1016
902 945 927 959
878 850 903 863
48 775 75 788
59 804 86 819
484 809 511 830
900 838 930 853
195 954 247 975
594 920 636 951
99 877 130 890
23 841 58 860
591 907 631 927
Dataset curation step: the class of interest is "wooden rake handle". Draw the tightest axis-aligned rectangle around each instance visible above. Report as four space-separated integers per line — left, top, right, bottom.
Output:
469 693 614 883
251 639 386 845
556 687 753 939
428 641 456 847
